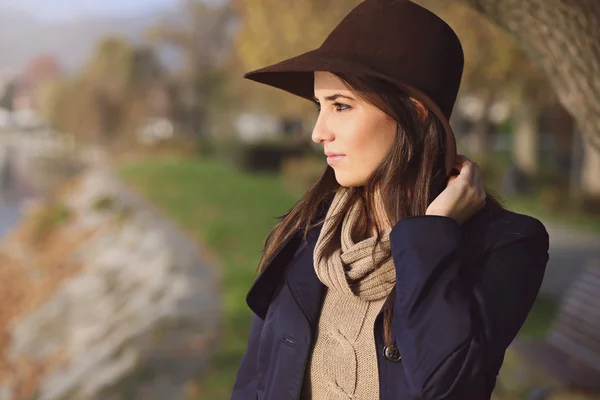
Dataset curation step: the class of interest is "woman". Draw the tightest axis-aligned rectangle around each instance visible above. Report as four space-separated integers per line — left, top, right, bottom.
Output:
231 1 550 399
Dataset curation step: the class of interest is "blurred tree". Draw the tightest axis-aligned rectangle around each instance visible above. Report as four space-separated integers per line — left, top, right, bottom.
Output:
38 79 69 132
39 36 167 147
147 0 237 139
129 47 165 95
461 0 600 195
40 78 106 141
0 79 17 111
419 0 553 174
231 0 362 117
82 38 134 105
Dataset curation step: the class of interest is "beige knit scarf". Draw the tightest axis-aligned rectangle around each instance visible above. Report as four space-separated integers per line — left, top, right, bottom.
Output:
301 186 396 400
314 186 396 300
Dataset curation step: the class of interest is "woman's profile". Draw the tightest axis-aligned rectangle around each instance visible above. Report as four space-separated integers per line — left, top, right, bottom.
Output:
231 0 550 399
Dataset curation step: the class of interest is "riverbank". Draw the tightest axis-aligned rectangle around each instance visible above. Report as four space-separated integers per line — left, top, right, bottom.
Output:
0 167 221 399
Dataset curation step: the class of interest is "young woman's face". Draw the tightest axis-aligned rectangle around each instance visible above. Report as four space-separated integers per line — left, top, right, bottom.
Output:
312 71 397 187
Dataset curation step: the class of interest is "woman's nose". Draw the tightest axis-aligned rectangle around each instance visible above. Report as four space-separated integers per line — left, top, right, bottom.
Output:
311 114 334 144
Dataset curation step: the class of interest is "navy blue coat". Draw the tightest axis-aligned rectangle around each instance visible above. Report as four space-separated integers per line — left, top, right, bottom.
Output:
230 201 550 400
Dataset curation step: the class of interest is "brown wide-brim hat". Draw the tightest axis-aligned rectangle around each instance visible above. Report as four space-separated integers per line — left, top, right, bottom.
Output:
243 0 464 176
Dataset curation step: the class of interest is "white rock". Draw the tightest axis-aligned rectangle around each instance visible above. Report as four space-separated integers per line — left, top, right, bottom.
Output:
4 168 221 400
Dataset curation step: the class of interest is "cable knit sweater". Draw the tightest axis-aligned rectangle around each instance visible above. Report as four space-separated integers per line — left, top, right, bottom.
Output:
300 187 396 400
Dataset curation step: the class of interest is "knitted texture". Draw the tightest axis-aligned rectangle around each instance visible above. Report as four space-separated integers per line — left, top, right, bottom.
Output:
301 187 396 399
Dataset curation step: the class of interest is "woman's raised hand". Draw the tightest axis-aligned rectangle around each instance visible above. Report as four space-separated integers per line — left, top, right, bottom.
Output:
425 154 487 225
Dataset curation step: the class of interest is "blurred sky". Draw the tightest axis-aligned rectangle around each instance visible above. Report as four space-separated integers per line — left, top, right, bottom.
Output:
0 0 176 20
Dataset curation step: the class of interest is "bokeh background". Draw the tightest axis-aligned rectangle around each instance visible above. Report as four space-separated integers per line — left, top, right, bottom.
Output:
0 0 599 399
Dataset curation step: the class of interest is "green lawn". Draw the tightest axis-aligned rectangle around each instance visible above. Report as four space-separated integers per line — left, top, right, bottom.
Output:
504 194 600 236
518 295 559 340
118 155 562 399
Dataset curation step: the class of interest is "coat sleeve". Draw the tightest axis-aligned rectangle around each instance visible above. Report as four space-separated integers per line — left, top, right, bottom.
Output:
230 313 264 400
389 214 550 400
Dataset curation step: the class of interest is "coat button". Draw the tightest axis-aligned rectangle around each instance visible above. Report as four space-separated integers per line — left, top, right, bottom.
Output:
383 344 402 362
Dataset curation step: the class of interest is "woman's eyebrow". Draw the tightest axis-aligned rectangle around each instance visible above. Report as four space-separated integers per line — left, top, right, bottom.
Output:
312 93 355 102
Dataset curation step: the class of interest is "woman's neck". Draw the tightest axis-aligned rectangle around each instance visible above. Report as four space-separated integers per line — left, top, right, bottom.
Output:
363 187 390 237
364 213 380 238
366 223 378 238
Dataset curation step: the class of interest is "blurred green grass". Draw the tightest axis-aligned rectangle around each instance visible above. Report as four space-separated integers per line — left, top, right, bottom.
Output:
505 194 600 235
118 154 591 399
518 296 559 340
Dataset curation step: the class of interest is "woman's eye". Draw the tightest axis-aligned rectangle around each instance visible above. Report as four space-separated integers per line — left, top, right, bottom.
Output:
334 102 350 112
314 102 350 113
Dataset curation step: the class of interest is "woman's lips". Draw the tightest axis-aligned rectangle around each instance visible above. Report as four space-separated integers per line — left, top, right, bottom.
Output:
327 155 345 165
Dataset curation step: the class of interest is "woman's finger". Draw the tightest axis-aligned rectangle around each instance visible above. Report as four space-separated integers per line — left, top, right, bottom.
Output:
458 158 476 181
453 155 467 172
454 154 473 168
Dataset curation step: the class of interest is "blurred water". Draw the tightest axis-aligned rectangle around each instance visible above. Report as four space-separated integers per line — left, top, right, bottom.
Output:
0 145 24 237
0 200 21 237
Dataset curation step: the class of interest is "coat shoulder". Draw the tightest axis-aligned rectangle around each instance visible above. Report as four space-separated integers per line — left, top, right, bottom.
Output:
494 207 546 237
465 203 549 256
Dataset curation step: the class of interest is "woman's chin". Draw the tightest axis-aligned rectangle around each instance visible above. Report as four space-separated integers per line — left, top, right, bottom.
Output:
334 172 366 187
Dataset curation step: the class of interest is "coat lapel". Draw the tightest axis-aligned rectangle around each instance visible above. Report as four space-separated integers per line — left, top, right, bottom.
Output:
246 194 333 321
284 225 326 329
245 221 327 328
245 230 302 319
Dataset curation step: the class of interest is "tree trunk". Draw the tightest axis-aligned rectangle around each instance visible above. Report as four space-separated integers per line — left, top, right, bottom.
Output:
541 102 575 176
570 126 584 198
581 136 600 196
462 0 600 153
512 90 541 176
468 92 494 156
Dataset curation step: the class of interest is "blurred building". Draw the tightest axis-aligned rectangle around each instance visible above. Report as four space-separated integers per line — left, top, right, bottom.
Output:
136 83 176 145
12 54 64 129
235 112 281 142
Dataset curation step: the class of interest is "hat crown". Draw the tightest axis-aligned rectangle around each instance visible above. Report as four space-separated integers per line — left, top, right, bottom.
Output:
319 0 463 118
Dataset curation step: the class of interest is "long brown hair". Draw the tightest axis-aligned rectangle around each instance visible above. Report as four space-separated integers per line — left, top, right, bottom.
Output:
256 71 506 347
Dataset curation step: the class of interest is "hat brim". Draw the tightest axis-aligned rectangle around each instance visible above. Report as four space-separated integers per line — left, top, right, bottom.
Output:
243 49 457 176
